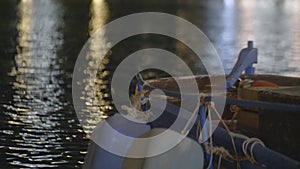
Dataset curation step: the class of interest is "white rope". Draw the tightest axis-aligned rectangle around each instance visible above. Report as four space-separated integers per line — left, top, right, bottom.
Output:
194 99 264 168
207 101 266 168
209 102 242 169
181 93 206 135
121 105 153 122
242 137 265 164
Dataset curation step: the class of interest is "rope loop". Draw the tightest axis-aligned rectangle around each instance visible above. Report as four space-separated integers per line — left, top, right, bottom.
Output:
242 137 265 164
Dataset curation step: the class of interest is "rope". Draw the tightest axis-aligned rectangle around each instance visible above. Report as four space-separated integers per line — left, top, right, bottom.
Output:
140 80 267 167
202 101 267 168
121 105 152 122
140 96 149 105
196 116 201 140
230 105 240 122
218 154 222 169
181 95 202 135
209 102 242 169
242 137 265 164
206 106 214 169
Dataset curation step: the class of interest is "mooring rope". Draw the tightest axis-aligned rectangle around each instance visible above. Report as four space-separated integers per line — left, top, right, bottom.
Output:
209 102 241 169
198 101 267 169
181 94 205 135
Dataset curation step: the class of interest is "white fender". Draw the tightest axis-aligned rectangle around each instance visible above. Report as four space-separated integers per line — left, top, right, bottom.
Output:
83 114 151 169
123 128 204 169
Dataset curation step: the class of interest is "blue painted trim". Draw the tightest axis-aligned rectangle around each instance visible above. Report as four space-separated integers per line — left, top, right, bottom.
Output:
136 73 147 112
226 41 258 88
198 104 213 169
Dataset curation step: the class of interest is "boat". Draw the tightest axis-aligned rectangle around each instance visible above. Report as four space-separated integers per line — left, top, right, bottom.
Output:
83 41 300 169
145 73 300 169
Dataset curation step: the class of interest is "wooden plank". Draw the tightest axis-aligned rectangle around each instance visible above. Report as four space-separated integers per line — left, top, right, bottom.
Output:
258 86 300 105
241 74 300 86
236 110 259 133
238 86 300 105
146 74 300 94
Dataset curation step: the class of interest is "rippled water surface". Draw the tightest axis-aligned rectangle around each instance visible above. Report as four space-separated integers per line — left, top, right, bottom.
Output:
0 0 299 168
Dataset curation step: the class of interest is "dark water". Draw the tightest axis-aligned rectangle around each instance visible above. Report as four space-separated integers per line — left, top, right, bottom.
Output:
0 0 299 168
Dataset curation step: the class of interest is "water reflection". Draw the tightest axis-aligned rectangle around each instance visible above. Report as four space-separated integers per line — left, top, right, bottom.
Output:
199 0 300 76
237 0 255 42
78 0 112 136
219 0 238 73
3 0 83 167
289 0 300 77
89 0 109 35
239 0 300 76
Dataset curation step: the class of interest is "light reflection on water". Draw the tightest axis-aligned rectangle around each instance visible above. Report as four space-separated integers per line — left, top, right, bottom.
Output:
0 0 300 168
193 0 300 76
78 0 113 136
249 0 299 77
290 0 300 75
2 0 87 168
